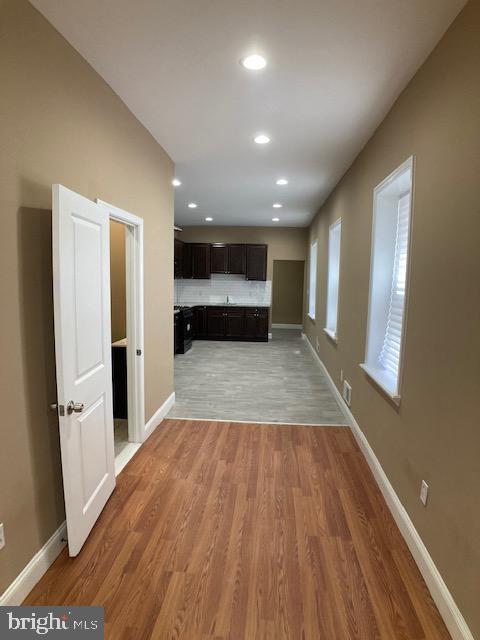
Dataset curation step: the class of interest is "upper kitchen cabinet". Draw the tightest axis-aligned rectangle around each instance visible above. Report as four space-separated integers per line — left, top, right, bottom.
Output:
210 244 228 274
210 243 247 275
182 242 192 278
191 243 211 279
228 244 247 274
246 244 267 281
174 238 183 279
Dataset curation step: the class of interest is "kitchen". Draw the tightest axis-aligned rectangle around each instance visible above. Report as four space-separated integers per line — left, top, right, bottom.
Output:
174 239 270 355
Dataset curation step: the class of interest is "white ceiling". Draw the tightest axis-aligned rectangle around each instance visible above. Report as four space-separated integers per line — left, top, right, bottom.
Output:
31 0 465 227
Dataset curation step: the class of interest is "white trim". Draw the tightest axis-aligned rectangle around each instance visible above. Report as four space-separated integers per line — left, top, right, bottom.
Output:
362 156 415 402
302 333 474 640
0 523 67 606
97 199 145 445
144 392 176 441
167 416 348 427
359 362 400 404
272 323 303 330
114 442 142 476
323 327 338 343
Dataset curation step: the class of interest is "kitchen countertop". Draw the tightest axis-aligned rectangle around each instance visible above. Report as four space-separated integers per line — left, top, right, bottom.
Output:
177 302 270 308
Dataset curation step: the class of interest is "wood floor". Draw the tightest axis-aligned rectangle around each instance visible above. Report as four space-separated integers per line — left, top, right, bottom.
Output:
25 419 451 640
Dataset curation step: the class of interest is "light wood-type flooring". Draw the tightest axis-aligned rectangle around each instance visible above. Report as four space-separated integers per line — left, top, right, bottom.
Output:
168 329 348 425
25 419 451 640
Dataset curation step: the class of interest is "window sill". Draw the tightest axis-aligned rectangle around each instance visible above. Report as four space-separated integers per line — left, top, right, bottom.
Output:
359 363 401 405
307 314 316 323
323 328 337 343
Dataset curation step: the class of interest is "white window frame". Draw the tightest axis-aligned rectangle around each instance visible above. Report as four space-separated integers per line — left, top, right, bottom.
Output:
308 240 318 320
360 156 414 403
324 218 342 342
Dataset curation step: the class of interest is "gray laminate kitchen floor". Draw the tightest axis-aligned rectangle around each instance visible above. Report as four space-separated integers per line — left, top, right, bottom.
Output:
168 329 348 425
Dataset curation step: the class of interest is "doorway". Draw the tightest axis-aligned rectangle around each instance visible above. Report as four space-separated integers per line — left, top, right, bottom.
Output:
99 199 145 476
271 259 305 329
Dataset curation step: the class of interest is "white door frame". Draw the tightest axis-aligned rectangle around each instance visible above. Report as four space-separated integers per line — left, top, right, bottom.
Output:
98 199 145 455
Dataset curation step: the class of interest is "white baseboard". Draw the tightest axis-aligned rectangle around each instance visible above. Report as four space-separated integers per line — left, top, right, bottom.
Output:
272 323 303 330
302 333 474 640
115 442 142 476
144 391 175 441
0 522 67 606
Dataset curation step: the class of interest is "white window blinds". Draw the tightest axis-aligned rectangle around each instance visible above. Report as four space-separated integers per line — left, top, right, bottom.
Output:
308 241 317 319
378 194 410 379
325 219 341 338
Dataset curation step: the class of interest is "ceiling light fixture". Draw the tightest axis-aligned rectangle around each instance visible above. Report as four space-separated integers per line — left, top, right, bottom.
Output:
272 217 280 222
272 203 282 208
254 134 270 145
172 178 181 187
241 54 267 71
276 178 288 185
205 217 213 222
188 202 198 209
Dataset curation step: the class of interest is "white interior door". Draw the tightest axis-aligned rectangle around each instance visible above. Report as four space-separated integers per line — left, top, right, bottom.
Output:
52 184 116 556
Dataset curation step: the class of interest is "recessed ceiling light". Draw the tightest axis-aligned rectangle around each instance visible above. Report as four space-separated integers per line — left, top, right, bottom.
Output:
205 217 213 222
276 178 288 185
272 203 282 208
272 217 280 222
241 54 267 71
254 134 270 145
188 202 197 209
172 178 181 187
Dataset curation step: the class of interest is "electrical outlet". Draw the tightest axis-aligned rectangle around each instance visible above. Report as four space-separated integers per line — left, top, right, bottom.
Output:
0 523 5 550
342 380 352 406
420 480 429 506
340 369 344 382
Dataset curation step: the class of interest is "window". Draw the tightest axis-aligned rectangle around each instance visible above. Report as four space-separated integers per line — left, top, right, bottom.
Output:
308 240 318 319
324 219 341 340
361 157 413 401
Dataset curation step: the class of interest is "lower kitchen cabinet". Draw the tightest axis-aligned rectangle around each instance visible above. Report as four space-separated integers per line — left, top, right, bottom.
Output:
194 305 268 341
206 306 225 339
244 308 269 341
193 305 207 339
225 307 245 339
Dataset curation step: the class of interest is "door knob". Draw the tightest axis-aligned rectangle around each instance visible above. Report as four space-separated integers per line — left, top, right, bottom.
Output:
67 401 84 415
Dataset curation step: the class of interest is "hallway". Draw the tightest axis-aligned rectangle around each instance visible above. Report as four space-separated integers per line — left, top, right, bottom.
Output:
25 419 451 639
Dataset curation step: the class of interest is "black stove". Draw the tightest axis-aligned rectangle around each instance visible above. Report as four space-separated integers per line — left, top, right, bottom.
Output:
174 306 193 354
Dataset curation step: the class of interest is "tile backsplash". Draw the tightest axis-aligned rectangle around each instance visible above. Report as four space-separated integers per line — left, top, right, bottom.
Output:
175 274 272 306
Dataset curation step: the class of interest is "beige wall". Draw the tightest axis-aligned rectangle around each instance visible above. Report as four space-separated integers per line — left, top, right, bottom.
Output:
304 2 480 635
110 220 127 343
178 226 308 280
272 260 305 325
0 0 174 595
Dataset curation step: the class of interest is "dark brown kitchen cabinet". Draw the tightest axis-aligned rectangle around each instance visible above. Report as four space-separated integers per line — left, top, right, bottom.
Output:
244 307 269 341
202 305 267 341
210 243 246 275
174 239 183 279
206 306 225 339
246 244 267 281
210 244 228 274
193 306 207 339
191 243 211 279
182 242 192 278
225 307 245 339
228 244 246 274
